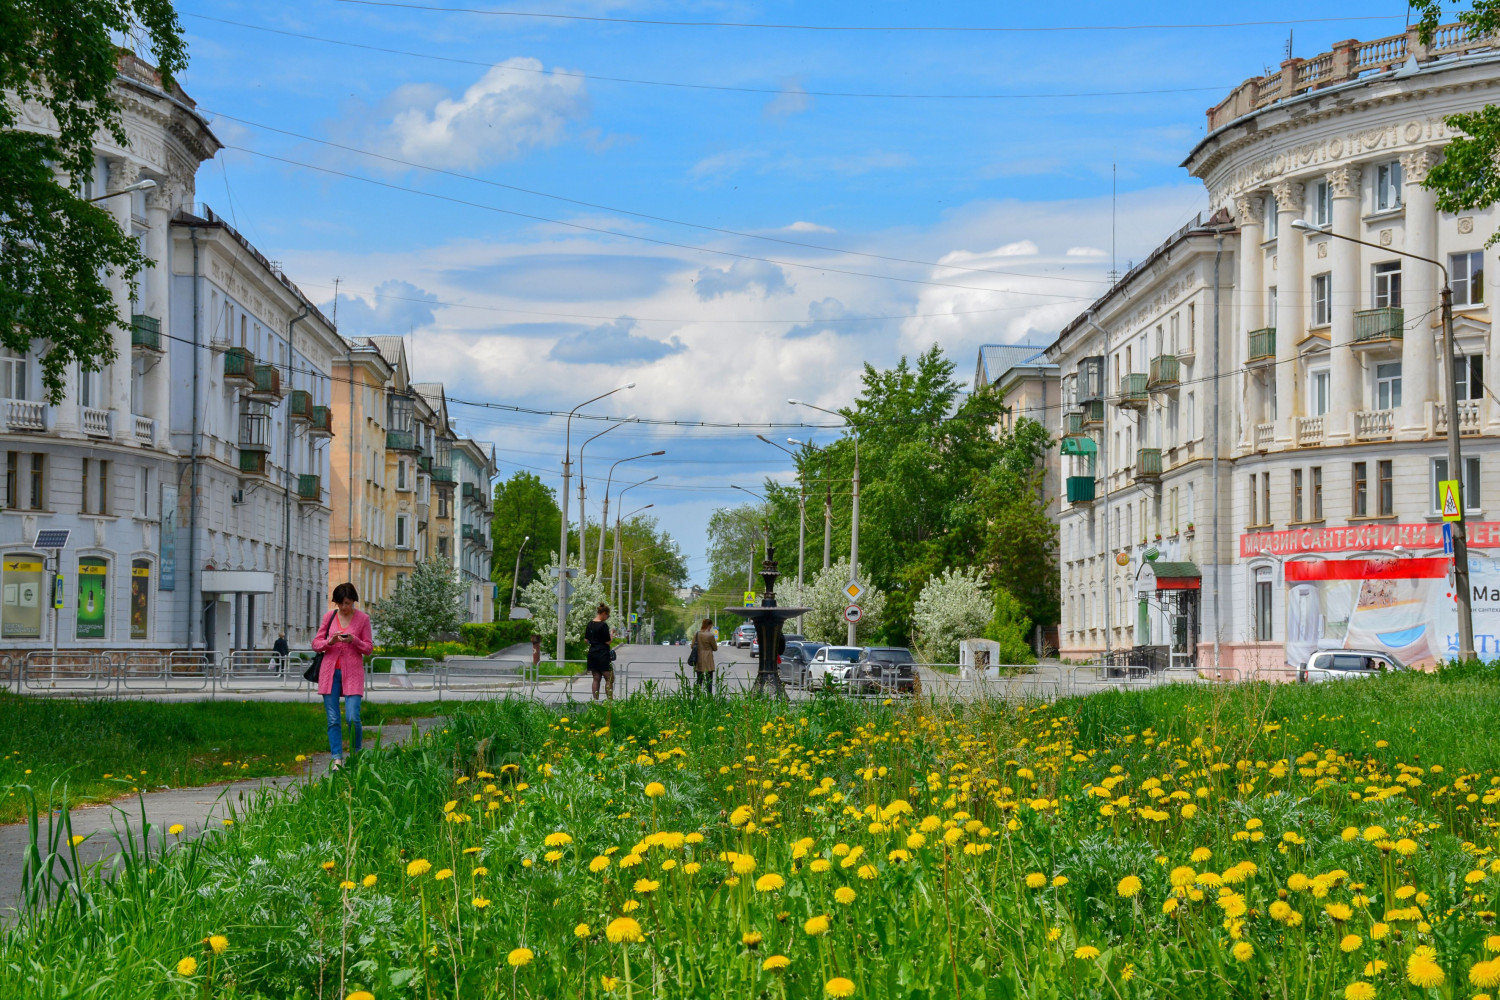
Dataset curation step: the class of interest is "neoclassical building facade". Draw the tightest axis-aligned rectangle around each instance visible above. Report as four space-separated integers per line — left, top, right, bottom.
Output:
1055 26 1500 674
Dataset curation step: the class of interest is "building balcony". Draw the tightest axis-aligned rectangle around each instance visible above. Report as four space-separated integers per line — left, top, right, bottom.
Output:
297 474 321 503
462 481 479 502
1147 354 1179 391
1433 399 1483 437
238 412 271 451
386 429 420 452
1133 447 1162 482
4 398 46 432
418 454 433 475
132 414 156 445
1116 372 1148 410
1254 422 1275 452
1354 307 1404 345
82 406 111 438
1296 415 1324 447
239 449 269 478
1063 411 1085 437
288 389 313 423
462 524 487 546
1247 327 1276 365
431 465 455 485
416 500 430 527
309 405 334 438
1080 398 1105 428
249 363 283 401
1066 476 1096 505
130 314 162 352
1355 408 1395 441
224 347 255 385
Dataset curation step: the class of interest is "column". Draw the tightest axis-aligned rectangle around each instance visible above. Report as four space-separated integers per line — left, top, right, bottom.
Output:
1399 149 1440 439
1327 165 1362 444
1273 180 1305 446
1234 193 1265 450
105 157 139 442
144 183 175 444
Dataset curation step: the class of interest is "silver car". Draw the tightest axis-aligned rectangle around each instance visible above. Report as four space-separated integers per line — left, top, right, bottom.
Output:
1298 649 1405 683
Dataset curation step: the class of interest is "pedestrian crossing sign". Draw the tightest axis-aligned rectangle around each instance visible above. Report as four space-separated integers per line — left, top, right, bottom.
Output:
1440 479 1462 522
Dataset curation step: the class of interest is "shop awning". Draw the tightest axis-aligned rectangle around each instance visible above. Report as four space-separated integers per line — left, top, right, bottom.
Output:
1060 436 1097 456
1151 561 1201 590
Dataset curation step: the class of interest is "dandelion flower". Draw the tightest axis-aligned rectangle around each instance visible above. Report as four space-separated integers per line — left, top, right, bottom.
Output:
434 869 453 881
362 874 377 888
574 923 590 938
339 880 356 890
1170 866 1196 888
732 855 758 875
857 864 877 881
544 832 573 847
544 851 563 863
1406 955 1444 988
1471 961 1500 989
1232 942 1254 962
346 993 375 1000
825 977 856 997
1364 961 1388 977
406 859 431 878
1074 945 1101 960
1325 903 1353 922
810 858 832 873
644 782 666 798
1025 872 1047 889
804 914 830 936
1117 875 1142 897
168 824 184 836
1191 847 1212 862
762 955 790 972
906 833 926 850
835 886 857 905
205 935 228 955
755 873 785 892
684 862 702 875
590 856 611 873
322 861 337 871
1488 935 1500 953
1053 875 1069 887
472 897 490 909
1344 983 1375 1000
601 975 620 991
742 930 763 948
606 917 643 944
1340 934 1363 953
507 947 533 967
633 878 660 894
176 957 198 976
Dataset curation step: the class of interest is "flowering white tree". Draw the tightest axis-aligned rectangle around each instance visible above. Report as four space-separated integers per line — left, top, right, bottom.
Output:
911 567 992 664
518 556 607 647
778 560 885 645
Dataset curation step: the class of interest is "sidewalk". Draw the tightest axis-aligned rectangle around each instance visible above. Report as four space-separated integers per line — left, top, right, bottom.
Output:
0 716 446 918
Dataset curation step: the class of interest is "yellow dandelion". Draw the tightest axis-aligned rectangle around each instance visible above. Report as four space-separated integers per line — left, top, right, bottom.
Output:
206 935 228 955
762 955 790 972
1116 875 1142 897
825 977 856 998
406 859 431 878
1074 945 1101 960
804 914 830 936
755 873 785 892
606 917 643 944
1343 983 1375 1000
644 782 666 798
835 886 857 905
176 956 198 977
1232 941 1254 963
362 874 377 887
1025 872 1047 889
507 947 533 967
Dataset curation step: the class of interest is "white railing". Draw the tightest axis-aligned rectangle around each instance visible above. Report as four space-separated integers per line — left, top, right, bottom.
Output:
1296 415 1324 447
5 398 46 431
1254 422 1275 450
81 407 112 438
1355 35 1407 70
1433 400 1482 436
132 414 155 444
1355 409 1395 441
1296 52 1333 86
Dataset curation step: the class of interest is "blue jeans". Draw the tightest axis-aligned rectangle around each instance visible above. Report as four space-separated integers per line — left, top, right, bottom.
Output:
323 669 362 759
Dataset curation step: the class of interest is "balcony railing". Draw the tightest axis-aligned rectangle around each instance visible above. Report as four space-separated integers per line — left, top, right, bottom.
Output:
386 429 419 452
1296 415 1324 447
1063 411 1085 437
432 465 455 485
309 405 333 437
1355 409 1395 441
224 347 255 383
239 449 269 477
1354 307 1404 343
1433 399 1483 437
1254 422 1275 451
1117 372 1148 409
297 474 321 502
250 363 283 400
1080 398 1105 427
130 314 162 351
132 414 155 445
1065 476 1096 504
462 481 481 503
238 412 271 450
1147 354 1179 390
5 399 46 431
288 389 313 422
1247 327 1276 363
82 406 111 438
1134 447 1162 481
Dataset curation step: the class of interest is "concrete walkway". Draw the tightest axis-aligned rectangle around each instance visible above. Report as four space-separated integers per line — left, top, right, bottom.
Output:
0 716 446 918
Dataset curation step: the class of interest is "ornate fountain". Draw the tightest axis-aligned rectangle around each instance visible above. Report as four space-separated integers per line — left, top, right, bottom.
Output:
724 537 808 697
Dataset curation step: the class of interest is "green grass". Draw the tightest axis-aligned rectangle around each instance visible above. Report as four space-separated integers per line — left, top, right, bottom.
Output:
0 696 449 824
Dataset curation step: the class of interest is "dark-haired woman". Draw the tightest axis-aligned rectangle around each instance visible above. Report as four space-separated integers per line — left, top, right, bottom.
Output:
693 617 718 695
311 582 373 768
585 603 614 701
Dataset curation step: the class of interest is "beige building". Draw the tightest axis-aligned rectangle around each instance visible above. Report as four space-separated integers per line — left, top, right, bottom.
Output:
974 344 1060 503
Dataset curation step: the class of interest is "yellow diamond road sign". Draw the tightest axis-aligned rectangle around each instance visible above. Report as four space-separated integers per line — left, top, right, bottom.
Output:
1440 479 1462 522
843 581 864 602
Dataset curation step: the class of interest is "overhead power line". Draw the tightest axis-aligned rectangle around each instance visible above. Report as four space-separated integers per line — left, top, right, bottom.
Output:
332 2 1401 34
185 13 1235 101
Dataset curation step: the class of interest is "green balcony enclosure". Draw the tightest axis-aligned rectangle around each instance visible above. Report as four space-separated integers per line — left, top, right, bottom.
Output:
309 405 333 437
431 465 455 485
288 389 313 421
1063 411 1085 437
1117 372 1148 408
1247 327 1276 362
224 346 255 381
250 363 281 398
386 429 418 452
1080 399 1105 426
1354 307 1404 342
238 449 268 477
1135 447 1163 480
297 474 321 502
130 314 162 350
1147 354 1179 389
1066 476 1096 504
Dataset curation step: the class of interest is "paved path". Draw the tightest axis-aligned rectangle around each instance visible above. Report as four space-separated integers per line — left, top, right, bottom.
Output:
0 717 446 918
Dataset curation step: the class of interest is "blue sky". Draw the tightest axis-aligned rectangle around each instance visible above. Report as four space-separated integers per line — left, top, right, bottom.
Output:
174 1 1414 586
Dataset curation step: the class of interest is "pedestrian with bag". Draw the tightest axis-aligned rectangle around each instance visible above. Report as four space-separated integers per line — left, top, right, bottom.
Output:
272 631 290 676
585 603 615 701
690 617 718 695
310 582 373 769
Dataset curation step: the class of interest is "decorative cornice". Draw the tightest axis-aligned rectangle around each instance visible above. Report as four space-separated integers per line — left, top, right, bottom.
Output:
1271 179 1304 207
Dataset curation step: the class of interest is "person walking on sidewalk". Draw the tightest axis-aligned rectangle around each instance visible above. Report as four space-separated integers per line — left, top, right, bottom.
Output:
692 617 718 695
585 603 615 701
272 632 290 676
311 582 373 769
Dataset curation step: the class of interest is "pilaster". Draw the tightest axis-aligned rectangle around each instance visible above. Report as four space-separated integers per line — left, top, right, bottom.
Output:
1327 166 1362 445
1398 149 1440 440
1272 180 1305 448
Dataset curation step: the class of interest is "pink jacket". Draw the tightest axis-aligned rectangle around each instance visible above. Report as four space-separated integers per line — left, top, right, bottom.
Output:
311 609 373 696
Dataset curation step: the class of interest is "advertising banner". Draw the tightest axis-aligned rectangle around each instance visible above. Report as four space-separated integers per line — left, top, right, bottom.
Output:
76 557 107 639
160 484 177 591
130 560 150 640
2 557 43 639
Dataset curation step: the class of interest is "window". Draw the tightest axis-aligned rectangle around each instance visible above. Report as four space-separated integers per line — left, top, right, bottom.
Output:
1353 462 1368 517
0 348 26 400
1433 456 1482 512
395 514 409 549
1292 469 1304 522
1262 473 1271 526
1312 179 1332 227
1169 313 1180 353
1373 261 1402 309
1264 194 1279 238
1312 273 1331 326
79 367 100 409
1455 355 1484 401
438 493 448 518
1167 398 1179 447
81 458 109 515
3 453 14 510
1185 392 1195 440
137 467 150 518
438 536 449 557
1376 362 1403 411
1254 568 1273 641
1249 475 1259 526
1378 459 1393 516
29 455 43 510
1267 287 1278 329
1452 251 1485 307
397 458 409 491
1375 160 1403 212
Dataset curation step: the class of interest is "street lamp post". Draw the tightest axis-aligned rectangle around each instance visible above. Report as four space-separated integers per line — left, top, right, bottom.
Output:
612 503 653 606
756 435 806 593
509 534 530 612
611 479 656 603
596 450 666 579
577 416 634 577
789 438 832 571
1292 218 1475 659
789 400 860 644
558 384 635 663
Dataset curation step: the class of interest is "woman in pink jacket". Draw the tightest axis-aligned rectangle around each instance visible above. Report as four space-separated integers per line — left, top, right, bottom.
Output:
311 582 374 768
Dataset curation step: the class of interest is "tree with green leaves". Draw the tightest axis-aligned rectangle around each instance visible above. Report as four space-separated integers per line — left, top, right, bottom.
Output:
1 1 186 401
780 560 886 645
491 471 562 608
518 555 606 647
368 558 466 649
911 567 993 664
977 416 1059 630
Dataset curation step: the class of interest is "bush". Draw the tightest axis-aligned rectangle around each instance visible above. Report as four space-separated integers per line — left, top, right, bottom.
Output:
911 567 992 664
458 620 536 654
1436 657 1500 682
984 586 1036 665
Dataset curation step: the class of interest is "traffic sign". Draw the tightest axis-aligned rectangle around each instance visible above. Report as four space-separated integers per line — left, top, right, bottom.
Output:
742 590 757 607
843 581 864 602
1443 522 1454 555
630 613 639 624
549 566 578 578
1440 479 1462 521
842 604 863 624
53 575 65 610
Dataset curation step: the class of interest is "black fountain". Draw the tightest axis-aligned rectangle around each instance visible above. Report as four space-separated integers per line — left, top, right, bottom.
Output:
725 537 808 698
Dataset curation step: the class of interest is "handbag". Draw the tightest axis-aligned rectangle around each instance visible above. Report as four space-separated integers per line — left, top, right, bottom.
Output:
687 642 699 667
304 611 332 683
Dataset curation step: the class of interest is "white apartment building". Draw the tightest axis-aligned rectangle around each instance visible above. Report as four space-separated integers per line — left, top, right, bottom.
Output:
1054 25 1500 676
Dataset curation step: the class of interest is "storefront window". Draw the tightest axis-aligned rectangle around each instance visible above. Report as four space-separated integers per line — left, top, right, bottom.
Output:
130 559 150 640
1254 568 1273 641
2 555 43 639
77 556 108 639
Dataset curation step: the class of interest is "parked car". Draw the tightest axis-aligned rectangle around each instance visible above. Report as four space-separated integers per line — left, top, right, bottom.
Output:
777 641 818 688
733 623 756 648
808 646 865 689
852 646 917 695
1298 649 1405 683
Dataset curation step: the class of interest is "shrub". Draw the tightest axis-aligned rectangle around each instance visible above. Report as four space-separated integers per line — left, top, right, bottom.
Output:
911 567 992 664
985 586 1036 664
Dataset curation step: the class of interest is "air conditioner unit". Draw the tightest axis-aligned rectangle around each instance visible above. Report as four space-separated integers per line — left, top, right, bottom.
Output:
231 489 246 504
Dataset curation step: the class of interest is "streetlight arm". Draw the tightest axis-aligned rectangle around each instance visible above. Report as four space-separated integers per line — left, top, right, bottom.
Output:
1290 220 1449 283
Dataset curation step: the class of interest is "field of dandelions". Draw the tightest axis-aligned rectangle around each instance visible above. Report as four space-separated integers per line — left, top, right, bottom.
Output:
6 671 1500 1000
